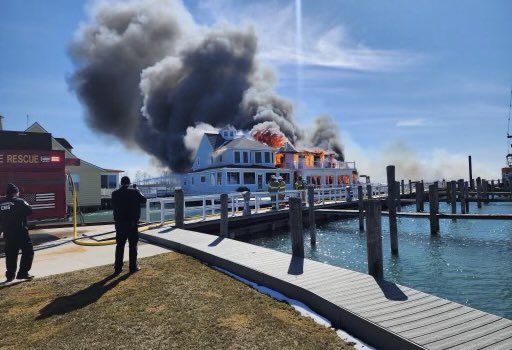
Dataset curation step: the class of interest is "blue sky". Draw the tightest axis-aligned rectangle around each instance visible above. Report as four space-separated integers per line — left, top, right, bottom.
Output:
1 0 511 181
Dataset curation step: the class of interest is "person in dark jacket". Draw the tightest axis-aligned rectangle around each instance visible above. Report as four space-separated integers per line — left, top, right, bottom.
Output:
0 183 34 282
111 176 146 274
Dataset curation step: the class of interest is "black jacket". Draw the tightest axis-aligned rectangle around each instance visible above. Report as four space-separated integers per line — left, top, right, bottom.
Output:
0 195 32 234
111 186 146 223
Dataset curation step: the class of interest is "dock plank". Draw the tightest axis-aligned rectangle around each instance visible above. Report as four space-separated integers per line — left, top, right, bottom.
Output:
140 227 512 350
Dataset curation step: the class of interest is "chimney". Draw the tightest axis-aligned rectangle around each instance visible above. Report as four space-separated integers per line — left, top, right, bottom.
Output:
0 115 4 131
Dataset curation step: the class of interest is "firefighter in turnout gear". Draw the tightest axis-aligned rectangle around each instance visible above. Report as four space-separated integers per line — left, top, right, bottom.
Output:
267 175 280 210
0 183 34 282
294 176 305 190
277 176 286 206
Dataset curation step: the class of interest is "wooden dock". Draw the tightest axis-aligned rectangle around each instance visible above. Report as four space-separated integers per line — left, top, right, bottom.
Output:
140 227 512 350
317 209 512 220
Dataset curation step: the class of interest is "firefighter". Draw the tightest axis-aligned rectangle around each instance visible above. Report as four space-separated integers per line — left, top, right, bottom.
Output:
294 175 305 190
277 176 286 205
267 175 280 210
111 176 147 274
0 183 34 282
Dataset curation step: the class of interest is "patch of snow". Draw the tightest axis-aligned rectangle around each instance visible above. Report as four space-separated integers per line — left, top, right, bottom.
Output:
213 266 374 349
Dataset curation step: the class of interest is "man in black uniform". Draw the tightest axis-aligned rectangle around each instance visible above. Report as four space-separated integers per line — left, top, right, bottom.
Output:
0 183 34 282
111 176 146 274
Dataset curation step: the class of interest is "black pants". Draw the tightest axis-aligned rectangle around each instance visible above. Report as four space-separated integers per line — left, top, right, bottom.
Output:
4 230 34 280
114 222 139 271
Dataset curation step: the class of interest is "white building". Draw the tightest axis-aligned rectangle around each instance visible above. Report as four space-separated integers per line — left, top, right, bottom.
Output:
275 142 358 187
182 127 293 194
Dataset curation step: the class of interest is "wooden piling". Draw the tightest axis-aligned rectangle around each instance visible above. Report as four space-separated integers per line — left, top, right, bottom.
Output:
429 184 439 234
401 179 405 196
289 197 304 258
483 180 489 204
358 185 364 231
386 165 398 255
174 188 184 229
468 155 474 190
366 184 372 199
450 181 457 214
491 180 495 199
458 179 466 214
415 182 422 212
220 193 229 237
307 185 316 245
395 181 402 212
476 177 482 209
242 191 251 216
365 200 383 279
465 182 470 213
420 181 425 212
408 179 412 198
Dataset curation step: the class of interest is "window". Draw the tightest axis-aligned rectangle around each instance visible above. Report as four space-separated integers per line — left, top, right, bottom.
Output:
227 172 240 185
264 152 270 163
243 172 256 185
217 172 222 185
101 174 117 189
230 131 234 137
183 177 187 186
192 177 195 185
200 176 206 183
68 174 80 192
243 151 249 163
234 152 240 163
210 173 215 185
219 155 223 162
255 152 262 164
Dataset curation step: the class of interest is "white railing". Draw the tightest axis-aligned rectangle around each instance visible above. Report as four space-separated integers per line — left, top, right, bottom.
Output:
144 183 394 225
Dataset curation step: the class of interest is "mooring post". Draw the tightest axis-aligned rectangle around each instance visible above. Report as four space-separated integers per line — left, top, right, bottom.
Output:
365 200 383 279
366 184 372 199
307 185 316 245
476 177 482 209
458 179 466 214
408 179 412 198
401 179 405 196
242 191 251 216
415 182 422 212
395 181 402 212
468 155 474 190
358 185 364 231
483 180 489 204
450 181 457 215
220 193 229 237
289 197 304 258
174 188 184 229
386 165 398 255
419 181 425 212
429 184 439 235
491 180 495 199
464 182 470 213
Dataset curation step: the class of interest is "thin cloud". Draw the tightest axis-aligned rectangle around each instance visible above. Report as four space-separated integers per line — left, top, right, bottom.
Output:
198 0 422 72
396 118 426 127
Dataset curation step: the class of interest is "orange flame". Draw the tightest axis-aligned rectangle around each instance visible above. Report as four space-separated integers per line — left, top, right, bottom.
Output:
251 130 286 148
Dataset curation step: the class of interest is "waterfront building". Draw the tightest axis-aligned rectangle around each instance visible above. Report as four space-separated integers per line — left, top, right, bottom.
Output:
24 122 123 210
275 142 358 186
182 127 293 194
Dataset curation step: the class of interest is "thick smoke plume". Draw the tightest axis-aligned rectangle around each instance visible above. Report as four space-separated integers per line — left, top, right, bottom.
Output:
69 0 344 171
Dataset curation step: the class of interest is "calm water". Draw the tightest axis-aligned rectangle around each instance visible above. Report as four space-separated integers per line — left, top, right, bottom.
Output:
241 202 512 320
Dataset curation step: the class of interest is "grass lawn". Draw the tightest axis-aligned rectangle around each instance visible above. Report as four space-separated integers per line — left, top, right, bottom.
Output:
0 252 354 349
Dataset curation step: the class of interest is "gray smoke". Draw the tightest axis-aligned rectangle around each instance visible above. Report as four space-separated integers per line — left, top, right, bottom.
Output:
301 116 345 161
69 0 342 171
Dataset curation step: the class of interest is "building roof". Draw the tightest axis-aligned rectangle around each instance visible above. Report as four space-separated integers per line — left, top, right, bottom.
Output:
278 142 298 153
205 133 228 150
0 130 53 150
217 137 274 152
190 164 277 173
55 137 73 150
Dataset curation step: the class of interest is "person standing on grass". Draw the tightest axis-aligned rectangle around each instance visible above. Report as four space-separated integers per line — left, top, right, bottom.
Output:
111 176 146 274
0 183 34 282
